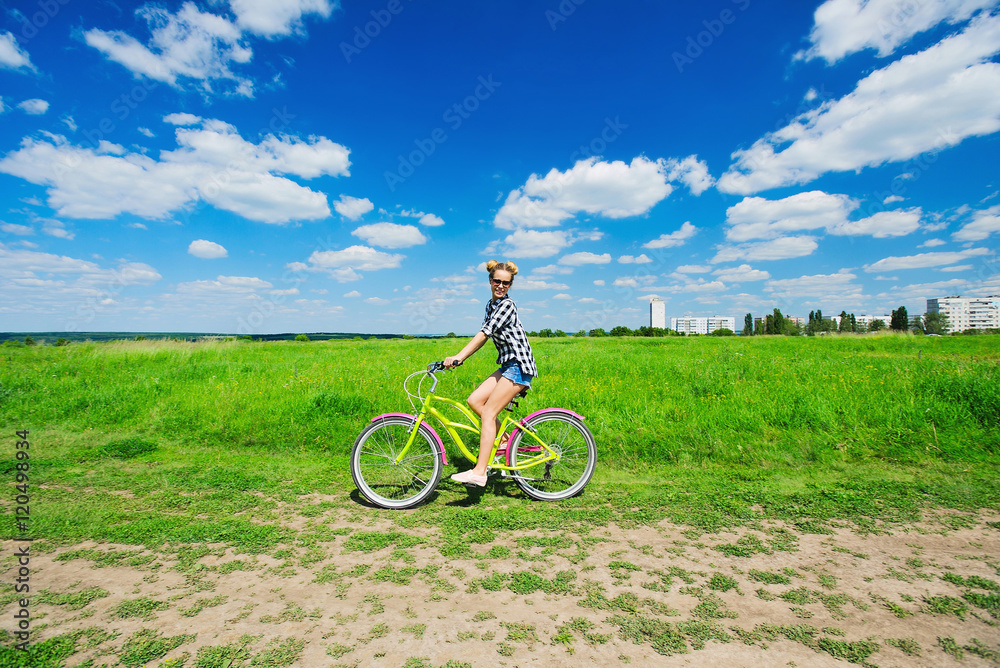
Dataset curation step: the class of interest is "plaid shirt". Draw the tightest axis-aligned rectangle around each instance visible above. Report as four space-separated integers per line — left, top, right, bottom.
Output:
481 295 538 377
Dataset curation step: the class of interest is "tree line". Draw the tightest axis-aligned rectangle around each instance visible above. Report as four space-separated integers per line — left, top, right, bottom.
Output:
740 306 952 336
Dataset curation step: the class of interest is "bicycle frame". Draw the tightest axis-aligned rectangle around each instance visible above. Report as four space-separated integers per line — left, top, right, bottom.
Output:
370 366 569 473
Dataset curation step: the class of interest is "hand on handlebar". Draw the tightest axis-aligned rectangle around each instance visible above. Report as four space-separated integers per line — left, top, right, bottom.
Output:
442 357 463 369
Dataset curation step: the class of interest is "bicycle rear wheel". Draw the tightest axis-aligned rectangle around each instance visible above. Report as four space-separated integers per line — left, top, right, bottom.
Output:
507 411 596 501
351 416 442 509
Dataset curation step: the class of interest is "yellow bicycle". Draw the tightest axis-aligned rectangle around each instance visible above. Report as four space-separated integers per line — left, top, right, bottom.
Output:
350 361 597 509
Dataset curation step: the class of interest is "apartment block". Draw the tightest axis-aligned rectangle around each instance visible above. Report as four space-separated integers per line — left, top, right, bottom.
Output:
671 315 736 335
650 298 666 329
927 296 1000 332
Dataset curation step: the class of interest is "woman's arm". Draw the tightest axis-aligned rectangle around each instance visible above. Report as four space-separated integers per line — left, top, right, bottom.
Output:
444 331 488 368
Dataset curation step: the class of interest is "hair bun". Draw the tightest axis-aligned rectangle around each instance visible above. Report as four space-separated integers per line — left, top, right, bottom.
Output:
486 260 519 277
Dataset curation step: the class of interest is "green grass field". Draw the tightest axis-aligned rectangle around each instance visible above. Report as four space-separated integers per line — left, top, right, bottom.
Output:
3 334 1000 667
2 333 999 548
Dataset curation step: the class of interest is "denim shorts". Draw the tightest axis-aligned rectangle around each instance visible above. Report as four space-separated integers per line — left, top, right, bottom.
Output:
500 362 533 388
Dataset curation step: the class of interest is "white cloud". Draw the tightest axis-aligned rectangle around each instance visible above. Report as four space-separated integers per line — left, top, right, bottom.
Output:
229 0 336 38
176 275 272 296
18 99 48 115
765 270 859 299
0 246 161 314
494 156 674 229
81 0 331 98
662 279 726 294
514 278 571 291
864 246 990 272
84 3 255 96
0 118 349 224
419 213 445 227
675 264 712 273
725 191 922 240
920 238 948 247
41 220 74 240
164 112 203 126
643 221 698 249
798 0 996 63
953 204 1000 241
940 264 973 272
343 290 361 298
876 278 970 301
664 155 715 195
0 31 33 71
720 15 1000 194
502 229 571 258
713 264 771 282
532 264 574 275
829 208 923 238
333 195 373 220
553 293 573 300
613 274 658 289
351 222 427 249
725 191 852 240
559 252 611 266
618 254 652 264
711 236 819 263
188 239 228 259
2 223 33 235
305 245 404 281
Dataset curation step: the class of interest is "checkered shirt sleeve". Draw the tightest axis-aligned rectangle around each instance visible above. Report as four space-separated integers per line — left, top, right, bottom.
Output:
481 296 538 377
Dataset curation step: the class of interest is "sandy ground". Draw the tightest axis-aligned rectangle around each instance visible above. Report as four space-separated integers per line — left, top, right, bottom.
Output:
4 512 1000 667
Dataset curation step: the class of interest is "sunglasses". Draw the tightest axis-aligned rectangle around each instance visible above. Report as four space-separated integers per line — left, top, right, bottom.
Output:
490 278 512 287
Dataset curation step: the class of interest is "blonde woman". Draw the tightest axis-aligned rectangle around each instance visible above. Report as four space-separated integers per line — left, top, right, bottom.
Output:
444 260 537 486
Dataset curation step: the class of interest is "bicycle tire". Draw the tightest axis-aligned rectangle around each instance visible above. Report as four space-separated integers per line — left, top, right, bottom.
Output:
506 411 596 501
351 416 442 509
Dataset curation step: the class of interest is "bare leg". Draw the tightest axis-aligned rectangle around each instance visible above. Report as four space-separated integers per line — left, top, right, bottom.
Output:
468 376 524 477
467 371 504 442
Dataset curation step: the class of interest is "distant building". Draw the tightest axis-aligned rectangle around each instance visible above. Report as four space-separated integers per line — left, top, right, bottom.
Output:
671 315 736 335
650 299 666 329
854 314 891 329
927 296 1000 332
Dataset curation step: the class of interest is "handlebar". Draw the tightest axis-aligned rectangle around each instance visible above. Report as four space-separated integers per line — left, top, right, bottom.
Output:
430 359 462 372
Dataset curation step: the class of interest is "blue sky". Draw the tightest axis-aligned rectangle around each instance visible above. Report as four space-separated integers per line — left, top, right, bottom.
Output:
1 0 999 335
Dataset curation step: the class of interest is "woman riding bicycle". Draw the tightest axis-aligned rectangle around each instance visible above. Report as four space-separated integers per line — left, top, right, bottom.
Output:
443 260 537 487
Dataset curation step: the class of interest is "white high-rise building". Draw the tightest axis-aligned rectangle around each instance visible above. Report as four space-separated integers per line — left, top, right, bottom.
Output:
927 296 1000 332
650 299 666 329
670 315 736 335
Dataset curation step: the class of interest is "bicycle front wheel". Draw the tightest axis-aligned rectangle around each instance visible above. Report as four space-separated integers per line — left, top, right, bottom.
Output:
507 411 596 501
351 416 442 509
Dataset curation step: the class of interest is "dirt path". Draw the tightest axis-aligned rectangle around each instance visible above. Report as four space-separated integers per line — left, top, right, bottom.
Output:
4 512 1000 667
